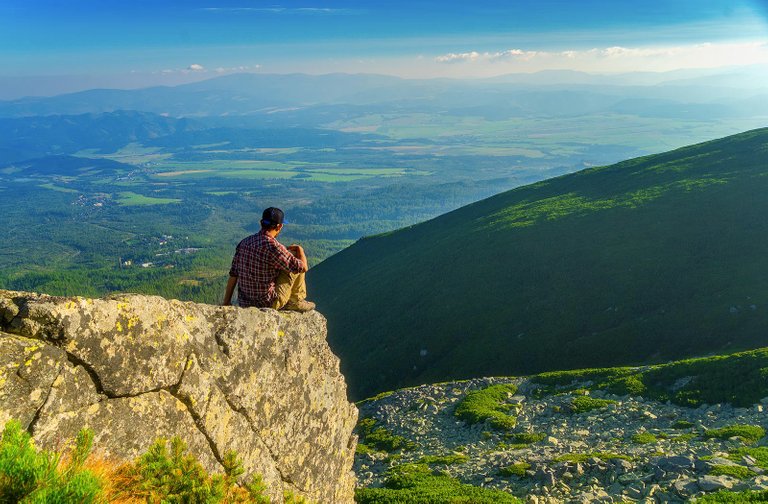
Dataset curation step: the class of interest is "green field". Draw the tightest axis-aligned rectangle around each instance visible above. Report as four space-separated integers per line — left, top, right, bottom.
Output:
39 183 79 193
148 159 420 182
75 143 173 165
333 114 768 159
2 95 766 314
117 191 182 206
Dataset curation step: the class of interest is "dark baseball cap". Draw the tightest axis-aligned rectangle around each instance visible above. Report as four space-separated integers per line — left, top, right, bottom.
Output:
261 207 287 226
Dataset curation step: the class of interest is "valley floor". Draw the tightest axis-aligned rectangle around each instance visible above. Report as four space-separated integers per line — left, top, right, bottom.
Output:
354 377 768 503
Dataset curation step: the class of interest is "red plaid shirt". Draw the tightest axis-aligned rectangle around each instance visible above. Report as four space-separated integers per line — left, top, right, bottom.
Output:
229 230 305 308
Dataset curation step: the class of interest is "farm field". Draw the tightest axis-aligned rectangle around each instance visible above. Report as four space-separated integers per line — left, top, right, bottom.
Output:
1 71 766 304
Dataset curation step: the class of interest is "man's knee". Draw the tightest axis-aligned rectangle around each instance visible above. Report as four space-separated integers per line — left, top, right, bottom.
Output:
273 271 299 309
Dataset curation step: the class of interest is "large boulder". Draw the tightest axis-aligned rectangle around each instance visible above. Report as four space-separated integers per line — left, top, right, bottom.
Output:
0 289 357 503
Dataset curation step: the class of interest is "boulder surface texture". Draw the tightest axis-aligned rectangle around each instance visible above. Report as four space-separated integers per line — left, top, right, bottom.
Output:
0 289 358 503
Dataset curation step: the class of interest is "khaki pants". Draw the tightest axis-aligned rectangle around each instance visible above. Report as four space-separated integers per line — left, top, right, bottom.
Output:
270 271 307 310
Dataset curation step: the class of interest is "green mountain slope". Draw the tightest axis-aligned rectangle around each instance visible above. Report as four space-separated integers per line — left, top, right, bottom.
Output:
309 127 768 400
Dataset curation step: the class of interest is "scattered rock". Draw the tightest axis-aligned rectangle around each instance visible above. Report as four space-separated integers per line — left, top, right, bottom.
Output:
697 474 736 491
354 362 768 503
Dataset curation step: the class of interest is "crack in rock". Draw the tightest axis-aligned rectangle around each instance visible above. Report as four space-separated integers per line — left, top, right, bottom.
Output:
26 369 59 436
167 356 227 471
60 348 109 396
219 392 308 494
0 291 356 503
31 348 227 476
59 345 188 400
213 328 231 358
53 349 232 473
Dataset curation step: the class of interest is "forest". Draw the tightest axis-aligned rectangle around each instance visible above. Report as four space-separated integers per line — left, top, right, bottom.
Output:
1 71 766 303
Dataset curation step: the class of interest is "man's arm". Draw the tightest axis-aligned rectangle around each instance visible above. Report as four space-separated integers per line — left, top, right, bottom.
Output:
287 244 309 273
222 275 238 305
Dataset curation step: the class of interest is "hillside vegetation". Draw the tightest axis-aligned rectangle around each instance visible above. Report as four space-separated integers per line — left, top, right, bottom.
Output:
310 127 768 399
354 347 768 503
4 70 766 304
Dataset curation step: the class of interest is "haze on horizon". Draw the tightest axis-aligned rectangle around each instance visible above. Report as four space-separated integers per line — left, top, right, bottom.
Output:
1 0 768 99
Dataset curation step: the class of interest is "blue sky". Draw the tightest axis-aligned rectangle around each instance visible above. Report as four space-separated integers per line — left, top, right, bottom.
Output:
1 0 767 96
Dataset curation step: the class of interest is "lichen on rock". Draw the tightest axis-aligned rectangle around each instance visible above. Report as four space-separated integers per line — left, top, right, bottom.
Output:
0 289 358 503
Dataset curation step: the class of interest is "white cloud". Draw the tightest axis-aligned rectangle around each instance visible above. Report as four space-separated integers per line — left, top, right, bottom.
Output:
215 64 262 74
435 51 481 63
153 64 263 76
433 41 768 73
436 49 546 64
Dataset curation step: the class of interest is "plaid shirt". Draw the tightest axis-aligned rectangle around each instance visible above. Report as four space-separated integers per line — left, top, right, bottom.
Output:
229 230 304 308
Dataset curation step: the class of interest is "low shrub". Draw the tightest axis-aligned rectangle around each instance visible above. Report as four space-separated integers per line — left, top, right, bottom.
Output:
355 463 521 503
454 384 519 431
704 425 766 444
356 443 376 455
531 348 768 408
607 374 647 396
0 419 298 504
709 465 757 479
728 447 768 469
124 437 271 503
672 420 695 429
569 396 616 414
0 420 103 503
631 432 658 444
418 454 468 466
495 442 529 451
498 462 530 478
357 390 394 405
697 489 768 502
671 433 697 442
366 429 415 452
356 417 416 452
509 432 546 444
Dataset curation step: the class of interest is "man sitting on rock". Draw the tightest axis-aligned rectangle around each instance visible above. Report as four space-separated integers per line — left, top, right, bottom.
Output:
223 207 316 312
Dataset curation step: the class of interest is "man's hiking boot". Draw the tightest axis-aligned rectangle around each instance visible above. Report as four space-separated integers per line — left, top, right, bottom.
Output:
282 299 316 313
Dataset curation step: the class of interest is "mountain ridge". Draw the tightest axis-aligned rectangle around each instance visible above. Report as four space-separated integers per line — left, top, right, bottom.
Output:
2 69 766 120
310 127 768 399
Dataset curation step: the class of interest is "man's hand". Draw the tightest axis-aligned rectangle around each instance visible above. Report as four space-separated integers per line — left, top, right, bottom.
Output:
287 244 309 272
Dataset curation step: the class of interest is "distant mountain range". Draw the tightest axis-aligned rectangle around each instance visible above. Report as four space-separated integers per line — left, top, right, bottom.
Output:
1 69 766 121
0 111 199 162
0 155 132 177
309 127 768 400
0 111 380 163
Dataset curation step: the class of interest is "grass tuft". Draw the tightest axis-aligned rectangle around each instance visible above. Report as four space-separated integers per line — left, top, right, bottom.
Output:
418 454 469 466
498 462 531 478
569 396 616 414
508 432 546 444
704 425 766 444
709 465 757 480
454 384 519 431
356 417 415 452
697 490 768 502
355 463 521 503
532 348 768 408
631 432 658 444
728 447 768 469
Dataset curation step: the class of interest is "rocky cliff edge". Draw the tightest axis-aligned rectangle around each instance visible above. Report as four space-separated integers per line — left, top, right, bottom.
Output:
0 289 357 503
